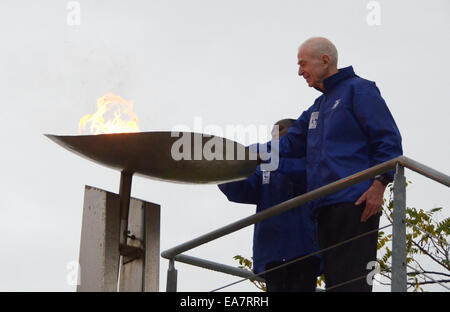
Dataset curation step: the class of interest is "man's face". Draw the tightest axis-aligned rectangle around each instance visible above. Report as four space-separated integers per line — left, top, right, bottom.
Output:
297 46 328 89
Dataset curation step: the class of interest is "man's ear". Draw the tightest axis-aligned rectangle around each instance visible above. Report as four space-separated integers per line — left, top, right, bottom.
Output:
321 54 331 66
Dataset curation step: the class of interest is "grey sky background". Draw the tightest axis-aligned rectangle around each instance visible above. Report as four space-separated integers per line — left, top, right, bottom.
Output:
0 0 448 291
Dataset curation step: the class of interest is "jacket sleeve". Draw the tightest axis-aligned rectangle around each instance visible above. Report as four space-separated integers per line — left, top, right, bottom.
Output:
277 157 307 186
217 172 260 205
352 83 403 181
252 110 310 158
277 110 309 158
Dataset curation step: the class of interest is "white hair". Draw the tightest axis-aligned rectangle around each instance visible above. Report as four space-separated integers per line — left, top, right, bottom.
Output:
299 37 338 67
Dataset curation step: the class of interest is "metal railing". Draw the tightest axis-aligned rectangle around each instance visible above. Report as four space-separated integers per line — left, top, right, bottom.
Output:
161 155 450 292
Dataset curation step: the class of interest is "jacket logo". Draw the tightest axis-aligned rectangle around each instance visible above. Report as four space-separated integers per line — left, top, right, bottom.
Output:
262 171 270 184
309 111 319 129
332 99 341 109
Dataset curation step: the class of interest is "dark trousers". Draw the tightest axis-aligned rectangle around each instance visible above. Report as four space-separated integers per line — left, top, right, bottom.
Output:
264 256 321 292
317 202 380 292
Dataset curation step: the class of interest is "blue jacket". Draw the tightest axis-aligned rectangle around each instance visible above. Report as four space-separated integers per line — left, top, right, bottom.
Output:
218 158 321 275
258 66 403 210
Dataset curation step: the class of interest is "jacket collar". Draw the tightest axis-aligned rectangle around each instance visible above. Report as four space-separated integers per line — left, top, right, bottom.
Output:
315 66 355 94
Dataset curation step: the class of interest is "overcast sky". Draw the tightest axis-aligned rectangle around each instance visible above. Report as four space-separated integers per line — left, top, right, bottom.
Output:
0 0 449 292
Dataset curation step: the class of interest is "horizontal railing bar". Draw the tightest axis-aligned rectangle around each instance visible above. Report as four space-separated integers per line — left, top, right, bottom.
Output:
399 156 450 187
162 156 404 259
174 254 265 283
162 156 449 260
162 155 449 292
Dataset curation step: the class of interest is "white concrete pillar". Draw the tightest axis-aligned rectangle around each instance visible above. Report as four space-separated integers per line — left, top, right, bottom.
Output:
77 186 121 292
77 185 160 292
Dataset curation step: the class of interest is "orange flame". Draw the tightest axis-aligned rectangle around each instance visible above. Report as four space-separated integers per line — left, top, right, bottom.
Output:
78 93 140 135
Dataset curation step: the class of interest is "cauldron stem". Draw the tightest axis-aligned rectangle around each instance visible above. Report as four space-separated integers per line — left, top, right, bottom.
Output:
119 171 133 247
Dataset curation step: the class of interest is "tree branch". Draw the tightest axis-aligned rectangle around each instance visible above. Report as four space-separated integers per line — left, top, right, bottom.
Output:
411 239 450 271
407 279 450 286
419 271 450 278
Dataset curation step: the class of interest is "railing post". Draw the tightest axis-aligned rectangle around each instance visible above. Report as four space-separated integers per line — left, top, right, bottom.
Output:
392 163 407 292
166 259 178 292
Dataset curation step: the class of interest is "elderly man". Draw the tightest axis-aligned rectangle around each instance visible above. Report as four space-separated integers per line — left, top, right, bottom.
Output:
256 37 402 291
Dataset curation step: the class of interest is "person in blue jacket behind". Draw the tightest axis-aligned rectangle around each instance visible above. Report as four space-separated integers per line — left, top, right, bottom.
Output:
218 119 321 292
254 37 403 291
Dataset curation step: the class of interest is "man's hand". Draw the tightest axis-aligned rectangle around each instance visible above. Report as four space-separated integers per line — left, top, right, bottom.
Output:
355 180 387 222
